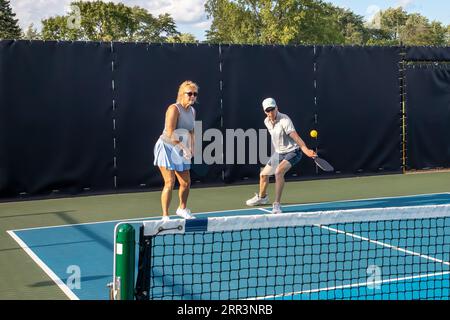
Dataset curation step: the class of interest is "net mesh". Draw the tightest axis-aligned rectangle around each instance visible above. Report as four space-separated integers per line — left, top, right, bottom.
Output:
135 210 450 300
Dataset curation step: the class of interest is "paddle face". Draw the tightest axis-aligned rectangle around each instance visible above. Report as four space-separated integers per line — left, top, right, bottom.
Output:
314 157 334 172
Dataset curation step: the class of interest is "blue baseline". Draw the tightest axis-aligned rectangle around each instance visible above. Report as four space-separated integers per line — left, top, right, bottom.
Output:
10 193 450 300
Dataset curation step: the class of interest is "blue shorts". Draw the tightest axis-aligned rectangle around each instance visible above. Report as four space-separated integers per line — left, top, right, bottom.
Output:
267 149 302 167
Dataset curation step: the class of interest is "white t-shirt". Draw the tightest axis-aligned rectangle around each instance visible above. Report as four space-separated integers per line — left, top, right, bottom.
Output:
264 112 299 154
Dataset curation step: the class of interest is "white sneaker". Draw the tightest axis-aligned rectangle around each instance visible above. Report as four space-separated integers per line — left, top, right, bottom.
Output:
246 193 269 206
176 208 195 219
272 202 282 214
161 215 170 222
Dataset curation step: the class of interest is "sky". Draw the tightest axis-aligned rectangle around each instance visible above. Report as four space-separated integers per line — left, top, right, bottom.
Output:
9 0 450 41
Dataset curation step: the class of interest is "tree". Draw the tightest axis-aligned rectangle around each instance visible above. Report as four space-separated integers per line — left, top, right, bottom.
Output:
401 17 447 46
366 7 448 46
325 5 368 45
167 33 198 43
41 1 180 42
205 1 448 46
205 0 371 45
447 25 450 45
22 23 41 40
0 0 21 39
129 8 179 42
380 7 408 42
205 0 261 44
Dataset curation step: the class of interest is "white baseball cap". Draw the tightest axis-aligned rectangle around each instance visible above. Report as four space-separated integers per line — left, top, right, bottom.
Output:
262 97 277 111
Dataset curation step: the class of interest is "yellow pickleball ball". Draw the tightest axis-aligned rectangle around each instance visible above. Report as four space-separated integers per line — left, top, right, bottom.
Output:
310 130 318 138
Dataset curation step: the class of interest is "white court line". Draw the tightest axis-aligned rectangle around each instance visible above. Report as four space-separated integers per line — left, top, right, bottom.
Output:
9 215 161 232
9 204 265 232
9 192 450 232
262 191 450 211
253 206 450 300
248 271 450 300
6 230 79 300
257 207 449 266
317 224 450 266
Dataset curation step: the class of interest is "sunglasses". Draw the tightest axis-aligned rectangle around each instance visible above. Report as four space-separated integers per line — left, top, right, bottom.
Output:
265 107 276 112
185 92 198 97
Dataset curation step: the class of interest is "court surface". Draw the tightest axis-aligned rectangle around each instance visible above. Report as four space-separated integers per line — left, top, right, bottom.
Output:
8 192 450 300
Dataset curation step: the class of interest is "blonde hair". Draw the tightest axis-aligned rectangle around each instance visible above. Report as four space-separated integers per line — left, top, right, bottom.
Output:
176 80 199 103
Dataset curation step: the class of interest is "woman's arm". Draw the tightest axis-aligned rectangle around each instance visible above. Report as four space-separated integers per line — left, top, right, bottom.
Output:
164 104 180 144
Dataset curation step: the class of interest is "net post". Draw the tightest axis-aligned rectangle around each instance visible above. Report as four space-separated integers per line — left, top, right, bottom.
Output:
115 223 136 300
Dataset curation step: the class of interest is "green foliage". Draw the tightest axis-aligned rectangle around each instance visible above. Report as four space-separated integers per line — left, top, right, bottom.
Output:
205 0 449 46
22 23 41 40
41 1 180 42
130 8 179 42
166 33 198 43
205 0 261 44
205 0 374 45
4 0 448 45
400 16 447 46
0 0 21 39
447 25 450 45
367 7 448 46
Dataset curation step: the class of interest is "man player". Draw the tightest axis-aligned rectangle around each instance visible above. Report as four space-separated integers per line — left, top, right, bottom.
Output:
246 98 316 214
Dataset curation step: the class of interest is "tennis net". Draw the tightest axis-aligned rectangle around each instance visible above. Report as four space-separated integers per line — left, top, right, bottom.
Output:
134 205 450 300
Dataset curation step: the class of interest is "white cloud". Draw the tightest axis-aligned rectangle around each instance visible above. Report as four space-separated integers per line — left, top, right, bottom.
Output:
11 0 68 29
10 0 209 30
145 0 207 24
193 20 211 30
365 5 381 21
396 0 415 10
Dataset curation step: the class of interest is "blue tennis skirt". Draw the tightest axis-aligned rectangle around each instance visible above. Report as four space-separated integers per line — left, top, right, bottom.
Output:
153 137 191 171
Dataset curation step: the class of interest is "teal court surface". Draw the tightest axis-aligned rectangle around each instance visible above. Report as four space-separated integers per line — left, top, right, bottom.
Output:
7 192 450 300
